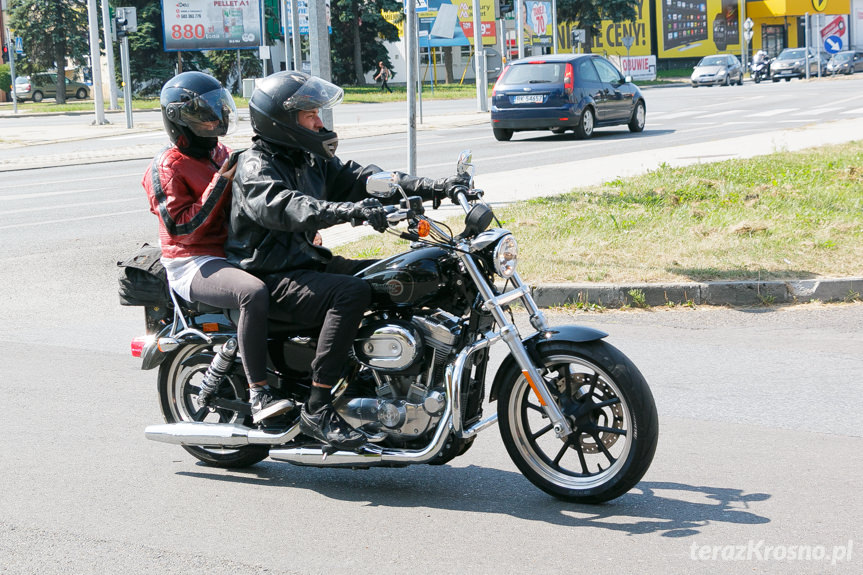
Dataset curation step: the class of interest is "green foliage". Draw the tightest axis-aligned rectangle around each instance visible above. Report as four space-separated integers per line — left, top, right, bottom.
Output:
330 0 402 85
0 64 10 95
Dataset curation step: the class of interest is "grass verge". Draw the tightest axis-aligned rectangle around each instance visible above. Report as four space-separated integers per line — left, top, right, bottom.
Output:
334 141 863 284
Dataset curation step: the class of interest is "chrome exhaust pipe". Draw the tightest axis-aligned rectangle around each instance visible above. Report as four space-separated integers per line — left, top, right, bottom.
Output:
145 422 300 447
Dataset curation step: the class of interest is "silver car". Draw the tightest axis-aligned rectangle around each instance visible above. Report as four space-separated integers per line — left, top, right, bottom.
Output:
691 54 744 87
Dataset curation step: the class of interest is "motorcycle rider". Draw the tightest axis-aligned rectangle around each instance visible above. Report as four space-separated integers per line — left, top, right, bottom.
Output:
144 71 293 423
225 70 469 450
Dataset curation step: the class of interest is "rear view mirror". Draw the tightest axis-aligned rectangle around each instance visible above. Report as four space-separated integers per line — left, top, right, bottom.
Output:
366 171 399 198
456 150 472 175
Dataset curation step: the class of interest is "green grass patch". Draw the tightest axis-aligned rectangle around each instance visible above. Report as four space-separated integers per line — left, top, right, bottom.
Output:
335 142 863 284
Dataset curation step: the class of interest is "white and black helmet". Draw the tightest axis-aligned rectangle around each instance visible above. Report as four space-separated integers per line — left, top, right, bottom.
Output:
248 71 344 158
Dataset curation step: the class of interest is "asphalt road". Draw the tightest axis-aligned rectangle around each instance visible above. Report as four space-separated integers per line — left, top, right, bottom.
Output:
0 77 861 574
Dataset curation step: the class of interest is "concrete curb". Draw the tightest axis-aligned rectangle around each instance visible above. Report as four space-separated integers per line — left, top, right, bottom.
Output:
531 277 863 308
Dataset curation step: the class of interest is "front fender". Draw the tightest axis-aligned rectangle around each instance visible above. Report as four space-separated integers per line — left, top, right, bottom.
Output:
488 325 607 402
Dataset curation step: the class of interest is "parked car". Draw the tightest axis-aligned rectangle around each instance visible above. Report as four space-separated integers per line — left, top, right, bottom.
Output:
770 48 823 82
490 54 646 141
690 54 743 87
13 72 90 102
825 50 863 75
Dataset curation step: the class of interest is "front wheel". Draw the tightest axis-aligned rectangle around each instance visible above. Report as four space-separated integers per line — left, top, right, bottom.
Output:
158 343 269 468
498 340 658 503
76 88 88 99
628 100 645 133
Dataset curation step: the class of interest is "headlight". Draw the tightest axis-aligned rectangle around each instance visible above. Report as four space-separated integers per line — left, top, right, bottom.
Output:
717 70 726 76
493 235 518 278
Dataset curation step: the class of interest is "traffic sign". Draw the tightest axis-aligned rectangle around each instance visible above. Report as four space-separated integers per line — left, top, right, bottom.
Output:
14 36 22 54
621 35 635 49
744 29 754 43
824 35 842 53
744 17 754 31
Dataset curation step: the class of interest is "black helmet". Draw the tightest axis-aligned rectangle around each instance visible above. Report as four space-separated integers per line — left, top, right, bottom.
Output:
248 71 343 158
160 71 237 158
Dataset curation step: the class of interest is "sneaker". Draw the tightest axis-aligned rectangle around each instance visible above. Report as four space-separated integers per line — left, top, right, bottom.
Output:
299 403 366 450
249 386 295 424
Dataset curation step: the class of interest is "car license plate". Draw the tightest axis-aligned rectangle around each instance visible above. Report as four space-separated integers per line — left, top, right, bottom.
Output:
513 94 543 104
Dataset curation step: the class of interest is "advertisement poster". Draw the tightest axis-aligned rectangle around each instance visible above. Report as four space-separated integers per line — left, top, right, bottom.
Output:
560 0 651 56
657 0 740 58
161 0 263 51
283 0 332 35
523 1 553 46
413 0 497 47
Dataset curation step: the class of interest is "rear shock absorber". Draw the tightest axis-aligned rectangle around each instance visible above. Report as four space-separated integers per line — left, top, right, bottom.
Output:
197 338 238 408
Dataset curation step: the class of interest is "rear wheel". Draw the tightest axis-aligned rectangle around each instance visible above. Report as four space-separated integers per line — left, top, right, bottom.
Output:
574 107 595 139
158 343 269 468
493 128 513 141
628 100 645 133
498 340 658 503
32 91 44 102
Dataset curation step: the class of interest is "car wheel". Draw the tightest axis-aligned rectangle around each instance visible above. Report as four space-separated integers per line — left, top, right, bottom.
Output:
32 91 44 103
772 77 779 83
628 100 645 133
492 128 513 142
574 107 595 140
785 77 791 82
76 88 88 99
723 75 730 86
738 74 744 85
691 84 698 88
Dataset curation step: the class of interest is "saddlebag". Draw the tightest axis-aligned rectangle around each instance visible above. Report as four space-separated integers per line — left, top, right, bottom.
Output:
117 243 170 306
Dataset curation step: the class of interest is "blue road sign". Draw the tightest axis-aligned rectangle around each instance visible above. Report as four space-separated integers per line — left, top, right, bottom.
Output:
14 36 23 54
824 35 842 54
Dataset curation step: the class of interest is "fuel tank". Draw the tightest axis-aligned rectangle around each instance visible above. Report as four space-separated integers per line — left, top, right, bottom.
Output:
358 247 448 309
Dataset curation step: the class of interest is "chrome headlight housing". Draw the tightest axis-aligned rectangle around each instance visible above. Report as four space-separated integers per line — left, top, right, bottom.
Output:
493 234 518 278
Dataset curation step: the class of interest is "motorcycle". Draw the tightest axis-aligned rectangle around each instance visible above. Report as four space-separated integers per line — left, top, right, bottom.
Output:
131 151 659 503
751 58 770 83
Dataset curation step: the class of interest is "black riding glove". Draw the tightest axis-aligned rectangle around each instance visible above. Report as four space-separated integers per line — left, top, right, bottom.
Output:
395 172 471 208
349 198 389 232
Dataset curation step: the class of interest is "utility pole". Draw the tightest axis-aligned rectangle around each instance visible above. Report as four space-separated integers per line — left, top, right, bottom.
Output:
100 0 119 109
86 0 107 124
290 0 302 70
516 0 524 59
406 0 417 175
308 0 332 128
2 0 18 114
471 0 487 111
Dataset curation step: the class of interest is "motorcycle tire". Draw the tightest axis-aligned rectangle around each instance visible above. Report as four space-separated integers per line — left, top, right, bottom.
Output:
158 344 269 468
754 74 761 84
497 340 658 503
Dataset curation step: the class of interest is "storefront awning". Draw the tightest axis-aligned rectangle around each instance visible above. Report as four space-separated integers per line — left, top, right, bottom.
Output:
747 0 850 18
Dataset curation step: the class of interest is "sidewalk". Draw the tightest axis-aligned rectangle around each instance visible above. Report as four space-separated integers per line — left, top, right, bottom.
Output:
3 100 861 308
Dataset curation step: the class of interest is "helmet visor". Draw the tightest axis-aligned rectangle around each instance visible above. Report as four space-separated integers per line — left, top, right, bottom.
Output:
176 87 238 137
283 76 344 112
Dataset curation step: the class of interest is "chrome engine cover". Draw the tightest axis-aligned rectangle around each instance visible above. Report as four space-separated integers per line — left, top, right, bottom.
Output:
353 320 423 372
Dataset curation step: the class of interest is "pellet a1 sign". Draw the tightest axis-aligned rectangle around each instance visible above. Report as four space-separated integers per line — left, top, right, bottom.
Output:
161 0 263 51
621 55 656 81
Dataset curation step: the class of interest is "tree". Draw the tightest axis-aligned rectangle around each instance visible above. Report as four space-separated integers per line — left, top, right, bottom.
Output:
330 0 401 85
555 0 639 52
8 0 90 103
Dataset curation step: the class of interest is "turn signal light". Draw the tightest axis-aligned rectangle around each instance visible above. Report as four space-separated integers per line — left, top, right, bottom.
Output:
416 220 431 237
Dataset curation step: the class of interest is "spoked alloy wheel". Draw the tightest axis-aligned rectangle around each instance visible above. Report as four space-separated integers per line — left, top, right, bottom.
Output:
574 107 594 139
158 343 269 467
498 341 658 503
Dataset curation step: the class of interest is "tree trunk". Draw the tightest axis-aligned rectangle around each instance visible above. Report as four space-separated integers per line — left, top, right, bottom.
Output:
55 41 67 104
352 4 365 85
443 46 454 83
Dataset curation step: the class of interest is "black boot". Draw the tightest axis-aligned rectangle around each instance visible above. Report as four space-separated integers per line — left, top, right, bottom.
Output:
299 403 366 450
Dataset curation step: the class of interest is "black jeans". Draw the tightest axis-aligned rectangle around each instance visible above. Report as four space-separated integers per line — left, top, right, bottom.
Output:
264 256 377 387
189 259 269 383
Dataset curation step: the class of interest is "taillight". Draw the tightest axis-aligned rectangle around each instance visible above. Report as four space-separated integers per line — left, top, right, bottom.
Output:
492 65 510 97
130 336 148 357
564 63 574 95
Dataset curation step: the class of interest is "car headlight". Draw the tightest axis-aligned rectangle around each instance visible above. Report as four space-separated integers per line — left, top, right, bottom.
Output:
493 235 518 278
717 70 726 76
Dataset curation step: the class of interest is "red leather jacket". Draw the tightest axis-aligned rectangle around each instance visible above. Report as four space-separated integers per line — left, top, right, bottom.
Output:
143 143 231 259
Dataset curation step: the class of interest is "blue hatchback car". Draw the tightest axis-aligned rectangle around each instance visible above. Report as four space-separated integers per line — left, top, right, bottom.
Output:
490 54 646 141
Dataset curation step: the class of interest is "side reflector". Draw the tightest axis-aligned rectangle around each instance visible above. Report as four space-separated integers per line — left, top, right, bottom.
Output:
522 370 547 406
202 322 220 333
131 336 149 358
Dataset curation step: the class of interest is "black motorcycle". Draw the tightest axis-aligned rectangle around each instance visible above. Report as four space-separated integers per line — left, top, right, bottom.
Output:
129 151 659 503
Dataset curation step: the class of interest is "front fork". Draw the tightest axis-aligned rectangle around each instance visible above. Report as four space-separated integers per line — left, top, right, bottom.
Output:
456 253 573 438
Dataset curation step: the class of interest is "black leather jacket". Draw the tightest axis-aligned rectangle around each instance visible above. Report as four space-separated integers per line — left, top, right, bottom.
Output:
226 138 430 276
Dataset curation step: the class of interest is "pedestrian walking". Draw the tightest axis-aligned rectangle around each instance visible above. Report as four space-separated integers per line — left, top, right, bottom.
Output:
374 61 393 93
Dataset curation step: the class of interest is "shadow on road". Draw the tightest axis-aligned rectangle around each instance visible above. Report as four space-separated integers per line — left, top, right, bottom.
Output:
177 464 770 537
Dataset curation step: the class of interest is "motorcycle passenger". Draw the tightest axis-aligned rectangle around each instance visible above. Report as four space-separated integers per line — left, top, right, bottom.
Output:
143 71 293 423
225 70 469 450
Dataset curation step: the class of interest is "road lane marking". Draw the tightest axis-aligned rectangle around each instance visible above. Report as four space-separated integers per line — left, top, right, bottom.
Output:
0 186 136 201
0 209 145 230
748 108 797 117
0 197 139 216
700 109 745 118
0 172 143 191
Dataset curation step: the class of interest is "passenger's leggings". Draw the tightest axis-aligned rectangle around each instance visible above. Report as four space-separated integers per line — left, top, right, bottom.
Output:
189 259 269 383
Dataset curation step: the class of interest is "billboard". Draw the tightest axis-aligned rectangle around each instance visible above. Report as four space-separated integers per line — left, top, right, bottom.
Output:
522 1 553 46
559 0 652 56
656 0 740 58
283 0 332 35
414 0 498 47
161 0 263 51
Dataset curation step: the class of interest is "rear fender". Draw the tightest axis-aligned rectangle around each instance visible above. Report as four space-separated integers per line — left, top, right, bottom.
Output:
488 325 608 402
